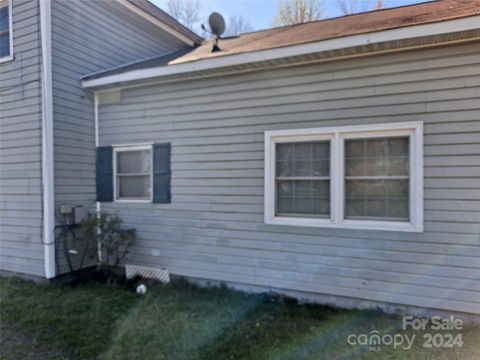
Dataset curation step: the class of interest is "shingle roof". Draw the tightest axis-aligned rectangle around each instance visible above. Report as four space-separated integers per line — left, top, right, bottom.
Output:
83 0 479 81
171 0 479 64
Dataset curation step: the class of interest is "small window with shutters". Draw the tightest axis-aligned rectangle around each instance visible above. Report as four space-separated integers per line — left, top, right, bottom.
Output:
96 144 171 204
114 146 152 202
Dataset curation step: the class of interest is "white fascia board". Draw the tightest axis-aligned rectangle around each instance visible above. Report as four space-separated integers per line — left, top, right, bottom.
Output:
40 0 55 278
82 15 480 89
117 0 195 46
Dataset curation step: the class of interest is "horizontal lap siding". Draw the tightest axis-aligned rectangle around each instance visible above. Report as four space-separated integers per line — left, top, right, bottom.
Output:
0 0 44 277
99 43 480 314
51 0 188 273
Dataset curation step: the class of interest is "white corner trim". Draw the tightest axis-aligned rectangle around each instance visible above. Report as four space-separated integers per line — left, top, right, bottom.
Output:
94 92 99 147
40 0 55 278
116 0 195 46
0 0 14 63
264 121 424 233
81 15 480 89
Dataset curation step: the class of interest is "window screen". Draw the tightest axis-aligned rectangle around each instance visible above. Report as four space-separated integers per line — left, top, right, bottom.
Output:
276 141 330 217
345 137 409 221
0 0 10 58
116 149 151 200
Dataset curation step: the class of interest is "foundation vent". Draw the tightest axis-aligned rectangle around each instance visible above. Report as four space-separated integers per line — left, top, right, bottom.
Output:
125 264 170 283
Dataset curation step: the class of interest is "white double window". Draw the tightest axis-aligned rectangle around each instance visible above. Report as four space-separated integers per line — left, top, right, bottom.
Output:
265 122 423 232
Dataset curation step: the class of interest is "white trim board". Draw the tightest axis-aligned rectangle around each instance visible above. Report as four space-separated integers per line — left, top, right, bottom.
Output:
0 0 14 63
264 121 424 233
116 0 196 46
39 0 55 278
81 16 480 89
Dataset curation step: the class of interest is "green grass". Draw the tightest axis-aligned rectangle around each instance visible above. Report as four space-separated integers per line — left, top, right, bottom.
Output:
1 277 479 360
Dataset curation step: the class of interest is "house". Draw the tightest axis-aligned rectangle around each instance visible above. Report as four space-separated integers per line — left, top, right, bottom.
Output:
1 0 480 320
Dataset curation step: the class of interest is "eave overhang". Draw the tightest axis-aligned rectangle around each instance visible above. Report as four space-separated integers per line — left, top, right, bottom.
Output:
81 16 480 90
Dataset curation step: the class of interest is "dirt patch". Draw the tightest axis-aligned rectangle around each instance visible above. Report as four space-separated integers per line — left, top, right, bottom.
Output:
0 323 69 360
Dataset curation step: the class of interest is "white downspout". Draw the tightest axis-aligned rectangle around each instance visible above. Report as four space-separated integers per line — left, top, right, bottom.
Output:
94 92 102 261
40 0 55 278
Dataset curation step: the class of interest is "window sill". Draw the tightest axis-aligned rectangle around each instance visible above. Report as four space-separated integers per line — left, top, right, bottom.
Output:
114 199 152 203
0 55 14 64
265 216 423 233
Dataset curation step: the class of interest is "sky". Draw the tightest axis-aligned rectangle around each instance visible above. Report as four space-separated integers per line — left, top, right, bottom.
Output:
151 0 430 34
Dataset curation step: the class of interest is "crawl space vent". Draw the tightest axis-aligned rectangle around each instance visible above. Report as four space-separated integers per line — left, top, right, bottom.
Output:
125 264 170 283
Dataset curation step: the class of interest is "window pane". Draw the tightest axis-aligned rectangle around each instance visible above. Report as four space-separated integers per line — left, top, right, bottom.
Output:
118 175 150 198
345 179 409 220
388 137 409 156
277 141 330 177
294 160 311 176
275 141 330 218
294 197 312 213
294 143 311 160
345 137 409 177
276 180 329 217
0 4 9 58
276 160 293 177
312 160 329 176
0 5 8 32
295 180 312 196
388 199 409 218
313 180 329 197
0 33 9 58
117 150 151 174
366 138 388 157
386 157 409 176
345 158 365 177
313 142 329 159
277 180 294 196
277 143 293 161
313 197 330 215
277 197 294 213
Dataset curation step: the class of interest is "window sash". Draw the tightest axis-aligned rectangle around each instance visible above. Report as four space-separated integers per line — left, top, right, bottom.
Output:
274 140 331 218
114 147 152 202
264 122 423 232
344 136 410 222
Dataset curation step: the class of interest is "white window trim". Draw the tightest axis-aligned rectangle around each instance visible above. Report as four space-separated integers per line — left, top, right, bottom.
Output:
0 0 13 63
113 145 153 203
265 121 423 232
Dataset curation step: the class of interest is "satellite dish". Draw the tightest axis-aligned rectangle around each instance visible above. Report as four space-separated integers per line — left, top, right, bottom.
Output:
209 12 225 37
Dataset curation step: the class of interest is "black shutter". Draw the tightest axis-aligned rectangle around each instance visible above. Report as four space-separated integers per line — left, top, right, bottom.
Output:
153 143 171 203
96 146 113 202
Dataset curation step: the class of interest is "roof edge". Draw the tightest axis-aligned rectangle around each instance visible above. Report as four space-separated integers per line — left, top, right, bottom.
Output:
82 15 480 89
118 0 202 46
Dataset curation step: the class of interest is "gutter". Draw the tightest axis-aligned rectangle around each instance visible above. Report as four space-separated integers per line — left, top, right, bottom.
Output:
81 15 480 89
40 0 55 278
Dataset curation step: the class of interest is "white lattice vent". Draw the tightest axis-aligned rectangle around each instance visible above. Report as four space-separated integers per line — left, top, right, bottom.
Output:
125 264 170 283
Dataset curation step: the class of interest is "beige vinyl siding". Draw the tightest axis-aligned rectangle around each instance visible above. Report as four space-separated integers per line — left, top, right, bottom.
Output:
98 42 480 314
50 0 188 272
0 0 44 277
